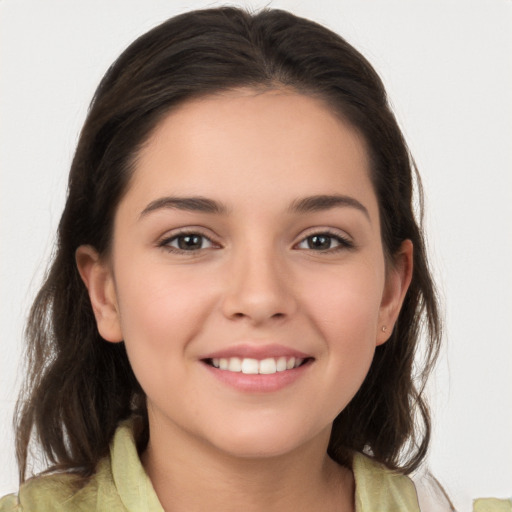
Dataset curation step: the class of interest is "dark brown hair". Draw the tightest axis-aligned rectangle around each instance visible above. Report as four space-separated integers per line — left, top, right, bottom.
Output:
15 7 441 482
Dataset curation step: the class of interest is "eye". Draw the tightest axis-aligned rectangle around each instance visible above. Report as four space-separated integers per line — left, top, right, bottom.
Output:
296 232 353 252
160 232 216 253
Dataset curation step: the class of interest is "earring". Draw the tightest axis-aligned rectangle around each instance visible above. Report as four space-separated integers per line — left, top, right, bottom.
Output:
381 326 387 332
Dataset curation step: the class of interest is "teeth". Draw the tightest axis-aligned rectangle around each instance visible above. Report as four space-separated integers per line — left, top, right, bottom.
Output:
228 357 242 372
241 358 259 374
276 356 287 372
259 358 277 374
210 356 305 374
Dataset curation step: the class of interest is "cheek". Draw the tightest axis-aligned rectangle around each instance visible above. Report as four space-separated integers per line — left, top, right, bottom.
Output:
299 264 384 399
113 258 216 367
301 263 384 338
112 261 220 418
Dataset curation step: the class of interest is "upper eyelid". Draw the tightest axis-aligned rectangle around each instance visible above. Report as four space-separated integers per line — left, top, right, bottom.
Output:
294 232 354 250
158 230 219 254
158 227 218 242
295 227 352 242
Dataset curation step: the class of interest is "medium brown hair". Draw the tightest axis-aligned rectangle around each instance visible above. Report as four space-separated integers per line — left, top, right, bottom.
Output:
15 7 441 482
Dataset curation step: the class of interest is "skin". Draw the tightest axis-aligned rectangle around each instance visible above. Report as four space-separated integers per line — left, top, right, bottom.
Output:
77 89 413 512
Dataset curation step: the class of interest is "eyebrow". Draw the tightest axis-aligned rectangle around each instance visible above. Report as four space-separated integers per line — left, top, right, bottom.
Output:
139 194 369 220
287 194 370 219
139 196 229 218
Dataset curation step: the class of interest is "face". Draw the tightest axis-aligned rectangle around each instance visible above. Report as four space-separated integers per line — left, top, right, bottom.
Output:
78 89 411 460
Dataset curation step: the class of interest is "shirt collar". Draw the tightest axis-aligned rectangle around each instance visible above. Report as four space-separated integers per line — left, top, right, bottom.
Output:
110 419 164 512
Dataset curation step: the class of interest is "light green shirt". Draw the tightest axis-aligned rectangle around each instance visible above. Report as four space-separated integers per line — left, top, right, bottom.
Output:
0 421 509 511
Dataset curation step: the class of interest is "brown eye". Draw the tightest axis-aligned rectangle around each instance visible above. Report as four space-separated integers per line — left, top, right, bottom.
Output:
176 234 204 250
162 233 215 252
307 234 334 250
296 232 353 252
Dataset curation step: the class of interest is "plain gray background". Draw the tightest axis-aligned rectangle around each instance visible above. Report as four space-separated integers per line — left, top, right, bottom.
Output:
1 1 511 509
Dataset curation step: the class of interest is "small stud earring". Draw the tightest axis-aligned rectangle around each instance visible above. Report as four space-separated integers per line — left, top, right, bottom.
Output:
381 326 387 332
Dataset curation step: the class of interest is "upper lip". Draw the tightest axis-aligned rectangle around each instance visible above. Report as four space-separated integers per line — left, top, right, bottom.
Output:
200 343 312 361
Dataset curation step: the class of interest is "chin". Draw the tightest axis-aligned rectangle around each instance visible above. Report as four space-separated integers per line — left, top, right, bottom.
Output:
213 436 302 460
203 418 327 461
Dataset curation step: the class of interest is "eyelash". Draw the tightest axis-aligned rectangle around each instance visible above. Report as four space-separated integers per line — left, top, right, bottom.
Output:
158 229 354 255
295 230 354 253
158 230 218 254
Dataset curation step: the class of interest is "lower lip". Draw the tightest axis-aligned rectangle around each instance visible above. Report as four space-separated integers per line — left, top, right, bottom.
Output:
202 360 312 393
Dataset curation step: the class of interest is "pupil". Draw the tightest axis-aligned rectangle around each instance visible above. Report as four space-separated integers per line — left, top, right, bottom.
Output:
309 235 331 250
178 235 202 250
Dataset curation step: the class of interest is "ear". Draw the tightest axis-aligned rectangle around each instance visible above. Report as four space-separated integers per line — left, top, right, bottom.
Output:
376 239 413 346
75 245 123 343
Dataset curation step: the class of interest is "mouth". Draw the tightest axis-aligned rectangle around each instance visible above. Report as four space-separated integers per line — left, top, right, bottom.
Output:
203 356 312 375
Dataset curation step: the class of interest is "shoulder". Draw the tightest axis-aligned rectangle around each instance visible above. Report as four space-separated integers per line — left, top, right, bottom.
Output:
352 452 421 511
352 453 459 511
352 453 512 512
0 457 124 511
0 419 155 512
0 472 85 512
0 494 18 512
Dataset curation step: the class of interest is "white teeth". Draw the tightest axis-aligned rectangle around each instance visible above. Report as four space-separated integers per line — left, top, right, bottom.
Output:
228 357 242 372
259 358 277 374
241 358 259 374
276 356 287 372
209 356 305 374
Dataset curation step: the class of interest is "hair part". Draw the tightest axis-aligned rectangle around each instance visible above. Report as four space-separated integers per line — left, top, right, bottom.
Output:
15 6 441 482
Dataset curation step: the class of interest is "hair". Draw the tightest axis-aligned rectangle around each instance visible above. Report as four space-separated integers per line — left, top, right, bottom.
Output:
15 6 441 482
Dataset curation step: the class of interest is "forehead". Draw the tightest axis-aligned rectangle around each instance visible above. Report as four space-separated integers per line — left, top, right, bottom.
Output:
123 89 378 220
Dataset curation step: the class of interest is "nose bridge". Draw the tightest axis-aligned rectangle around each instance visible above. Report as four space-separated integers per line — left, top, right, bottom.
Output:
222 236 295 323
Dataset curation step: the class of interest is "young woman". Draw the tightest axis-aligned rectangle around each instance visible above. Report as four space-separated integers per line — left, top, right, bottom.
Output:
2 6 505 511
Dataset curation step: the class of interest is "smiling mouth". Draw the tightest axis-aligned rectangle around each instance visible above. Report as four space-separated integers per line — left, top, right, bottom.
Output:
204 356 311 375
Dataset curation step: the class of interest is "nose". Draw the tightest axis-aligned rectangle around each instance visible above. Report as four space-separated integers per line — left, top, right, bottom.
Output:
221 245 297 325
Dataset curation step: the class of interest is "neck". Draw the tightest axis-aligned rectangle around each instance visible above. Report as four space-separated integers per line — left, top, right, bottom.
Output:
141 415 354 512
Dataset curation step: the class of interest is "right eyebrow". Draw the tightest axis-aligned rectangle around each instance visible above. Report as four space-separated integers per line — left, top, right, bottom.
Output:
139 196 229 219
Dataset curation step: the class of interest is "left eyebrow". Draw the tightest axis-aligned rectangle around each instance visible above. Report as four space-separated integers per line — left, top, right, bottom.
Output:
288 194 370 220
